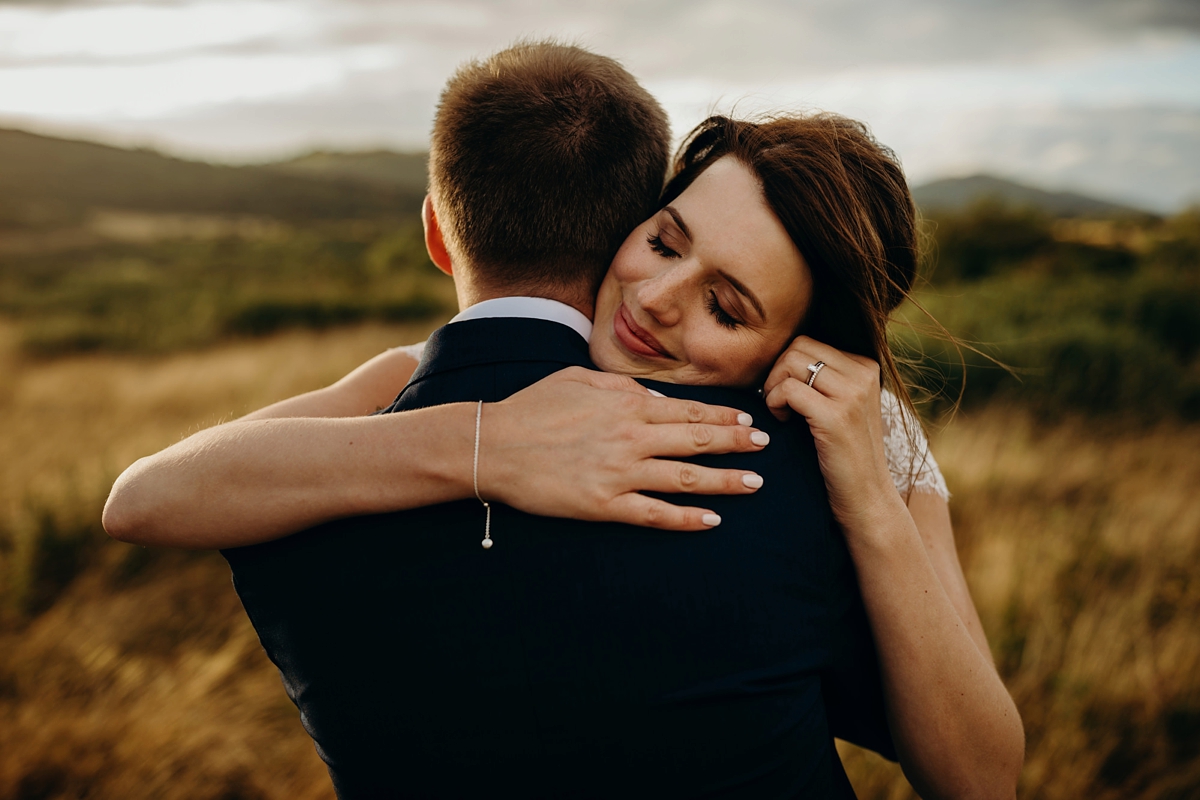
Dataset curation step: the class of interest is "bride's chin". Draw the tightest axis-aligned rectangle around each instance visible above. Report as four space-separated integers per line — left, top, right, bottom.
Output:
589 340 633 375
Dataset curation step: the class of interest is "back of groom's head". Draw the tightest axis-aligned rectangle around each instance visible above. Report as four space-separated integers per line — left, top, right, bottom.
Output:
430 40 670 304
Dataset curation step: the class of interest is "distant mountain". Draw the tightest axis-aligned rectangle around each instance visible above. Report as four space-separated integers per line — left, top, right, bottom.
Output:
1 128 1156 231
912 174 1149 217
0 128 425 229
264 150 428 193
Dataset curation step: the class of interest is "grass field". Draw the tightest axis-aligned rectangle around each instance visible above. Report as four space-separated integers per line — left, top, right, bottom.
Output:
1 322 1198 799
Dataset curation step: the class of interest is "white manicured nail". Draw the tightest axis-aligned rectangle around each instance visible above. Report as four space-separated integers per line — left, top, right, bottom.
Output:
702 513 722 527
737 413 753 426
750 431 770 446
647 389 666 397
742 474 764 489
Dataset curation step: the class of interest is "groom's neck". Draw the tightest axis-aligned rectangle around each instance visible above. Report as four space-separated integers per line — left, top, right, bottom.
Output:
454 274 595 321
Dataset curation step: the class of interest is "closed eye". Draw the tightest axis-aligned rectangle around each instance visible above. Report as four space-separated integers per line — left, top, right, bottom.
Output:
646 232 680 259
707 291 742 329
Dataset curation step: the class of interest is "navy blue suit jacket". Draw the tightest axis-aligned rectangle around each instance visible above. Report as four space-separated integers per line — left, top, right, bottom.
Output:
224 317 892 798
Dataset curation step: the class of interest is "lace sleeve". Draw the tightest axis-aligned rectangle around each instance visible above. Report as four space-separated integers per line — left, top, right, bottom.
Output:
881 389 950 501
390 341 427 362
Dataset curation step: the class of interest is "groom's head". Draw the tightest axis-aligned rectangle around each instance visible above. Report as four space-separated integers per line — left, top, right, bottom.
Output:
424 41 670 312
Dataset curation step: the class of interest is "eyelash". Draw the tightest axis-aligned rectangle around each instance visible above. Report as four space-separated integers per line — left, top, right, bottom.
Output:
646 232 679 259
707 291 742 330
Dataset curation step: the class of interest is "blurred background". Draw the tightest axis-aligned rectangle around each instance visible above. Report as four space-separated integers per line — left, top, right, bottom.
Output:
1 1 1198 798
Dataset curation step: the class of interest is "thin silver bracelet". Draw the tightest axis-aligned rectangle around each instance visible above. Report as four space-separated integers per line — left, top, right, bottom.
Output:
473 400 493 549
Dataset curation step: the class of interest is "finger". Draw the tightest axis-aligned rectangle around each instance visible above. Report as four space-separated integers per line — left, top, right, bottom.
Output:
787 340 881 388
763 336 874 396
638 421 769 457
631 394 755 428
788 336 860 367
606 494 725 532
797 361 851 398
764 346 822 396
766 348 857 400
553 367 753 427
635 459 765 496
764 376 831 422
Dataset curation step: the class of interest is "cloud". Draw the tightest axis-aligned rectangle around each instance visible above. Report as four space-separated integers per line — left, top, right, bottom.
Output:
6 0 1199 74
0 86 441 159
0 1 307 60
288 0 1200 80
889 105 1200 213
1 0 1198 209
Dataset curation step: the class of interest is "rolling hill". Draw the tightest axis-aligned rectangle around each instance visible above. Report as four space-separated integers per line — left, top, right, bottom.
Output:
263 155 1150 219
911 174 1149 217
0 128 425 229
263 150 428 193
0 128 1157 230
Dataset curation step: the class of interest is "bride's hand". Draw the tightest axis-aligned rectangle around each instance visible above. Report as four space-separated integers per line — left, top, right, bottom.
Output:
483 367 769 532
761 336 900 531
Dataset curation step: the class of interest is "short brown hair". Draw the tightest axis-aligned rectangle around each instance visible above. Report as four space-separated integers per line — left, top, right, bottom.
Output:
663 114 920 412
429 41 670 301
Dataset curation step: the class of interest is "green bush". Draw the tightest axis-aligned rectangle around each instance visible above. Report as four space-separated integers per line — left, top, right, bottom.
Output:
1 221 455 355
1126 280 1200 361
925 199 1055 282
924 199 1148 285
905 271 1200 420
1145 208 1200 272
223 293 443 336
1037 241 1138 278
1032 324 1182 415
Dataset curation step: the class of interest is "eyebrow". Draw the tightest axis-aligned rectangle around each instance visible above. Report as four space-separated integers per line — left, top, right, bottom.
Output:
664 205 692 241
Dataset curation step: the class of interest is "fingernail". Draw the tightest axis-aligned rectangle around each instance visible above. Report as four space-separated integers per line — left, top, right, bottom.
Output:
702 513 722 527
742 473 764 489
737 412 753 426
647 389 666 397
750 431 770 446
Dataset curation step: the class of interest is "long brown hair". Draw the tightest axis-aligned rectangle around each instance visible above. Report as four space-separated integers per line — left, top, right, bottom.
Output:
662 114 922 420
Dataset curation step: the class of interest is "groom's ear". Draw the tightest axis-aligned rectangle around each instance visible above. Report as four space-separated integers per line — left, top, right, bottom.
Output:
422 195 453 277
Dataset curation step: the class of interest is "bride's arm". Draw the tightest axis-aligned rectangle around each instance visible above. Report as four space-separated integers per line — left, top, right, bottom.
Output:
241 347 423 420
906 490 994 664
882 393 995 663
104 363 769 549
763 336 1023 800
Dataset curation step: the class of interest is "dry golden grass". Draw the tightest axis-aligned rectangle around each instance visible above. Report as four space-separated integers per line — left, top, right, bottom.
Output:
939 412 1200 799
839 409 1200 799
0 321 443 800
1 322 1197 799
0 319 442 527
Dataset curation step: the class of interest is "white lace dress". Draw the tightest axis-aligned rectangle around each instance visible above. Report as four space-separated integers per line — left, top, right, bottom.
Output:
393 341 949 500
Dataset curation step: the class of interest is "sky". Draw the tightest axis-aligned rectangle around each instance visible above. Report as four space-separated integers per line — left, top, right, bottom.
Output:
1 0 1199 212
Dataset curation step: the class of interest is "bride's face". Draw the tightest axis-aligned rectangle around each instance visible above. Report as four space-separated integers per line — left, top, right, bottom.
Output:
590 156 812 388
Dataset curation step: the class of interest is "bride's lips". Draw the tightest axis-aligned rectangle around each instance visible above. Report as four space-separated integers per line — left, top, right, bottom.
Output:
614 303 672 359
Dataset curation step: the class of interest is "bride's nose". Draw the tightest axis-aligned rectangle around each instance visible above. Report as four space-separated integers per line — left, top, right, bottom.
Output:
636 265 686 327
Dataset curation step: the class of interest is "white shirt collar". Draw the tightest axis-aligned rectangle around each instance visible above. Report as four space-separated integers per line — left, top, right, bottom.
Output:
449 296 593 342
